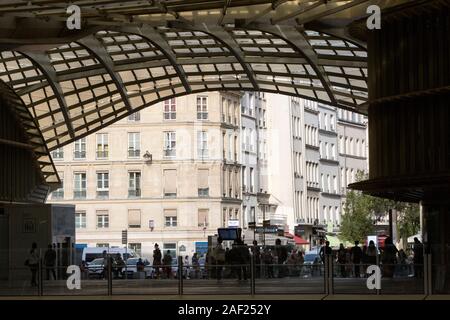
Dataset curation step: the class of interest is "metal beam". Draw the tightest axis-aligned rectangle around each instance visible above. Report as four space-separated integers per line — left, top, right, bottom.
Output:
77 34 133 111
120 25 193 94
19 51 75 139
170 21 260 91
250 23 338 105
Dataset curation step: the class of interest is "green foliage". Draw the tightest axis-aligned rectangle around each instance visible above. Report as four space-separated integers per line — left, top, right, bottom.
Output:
339 170 420 243
339 188 374 243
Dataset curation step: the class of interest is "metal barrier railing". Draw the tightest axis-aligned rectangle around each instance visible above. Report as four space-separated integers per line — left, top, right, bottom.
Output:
0 252 445 296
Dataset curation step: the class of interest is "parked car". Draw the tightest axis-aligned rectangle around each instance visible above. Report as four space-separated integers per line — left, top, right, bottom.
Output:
87 258 106 279
82 247 137 264
301 250 323 277
123 258 153 279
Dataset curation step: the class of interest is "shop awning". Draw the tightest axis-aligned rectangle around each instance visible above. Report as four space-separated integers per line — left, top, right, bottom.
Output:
294 235 309 245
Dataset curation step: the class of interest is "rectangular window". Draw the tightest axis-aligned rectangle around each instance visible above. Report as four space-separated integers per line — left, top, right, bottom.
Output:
75 212 86 229
73 172 86 199
197 131 208 158
128 209 141 228
197 96 208 120
74 138 86 159
250 168 254 193
163 169 177 197
128 132 140 158
97 243 109 248
96 172 109 198
198 209 209 228
163 243 177 259
52 148 64 160
198 169 209 197
164 98 176 120
128 171 141 197
164 209 177 227
52 172 64 199
96 211 109 229
128 111 140 121
333 175 337 193
96 133 109 159
128 243 142 256
164 131 176 157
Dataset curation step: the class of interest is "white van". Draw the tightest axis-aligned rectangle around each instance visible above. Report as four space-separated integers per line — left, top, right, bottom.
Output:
82 247 138 263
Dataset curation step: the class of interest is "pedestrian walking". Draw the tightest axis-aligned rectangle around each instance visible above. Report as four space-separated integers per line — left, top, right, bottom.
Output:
44 244 56 280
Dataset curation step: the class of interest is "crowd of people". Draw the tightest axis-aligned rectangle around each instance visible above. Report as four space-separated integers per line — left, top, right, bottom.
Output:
26 236 425 285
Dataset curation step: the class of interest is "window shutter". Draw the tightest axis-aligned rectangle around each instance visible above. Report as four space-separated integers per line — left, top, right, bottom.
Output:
128 209 141 227
164 169 177 194
198 169 209 189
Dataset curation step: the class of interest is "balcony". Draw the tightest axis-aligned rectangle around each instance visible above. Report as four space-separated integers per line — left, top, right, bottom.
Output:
73 190 86 199
164 149 176 158
96 151 109 159
96 190 109 199
128 189 141 198
197 149 208 158
74 151 86 159
128 149 140 158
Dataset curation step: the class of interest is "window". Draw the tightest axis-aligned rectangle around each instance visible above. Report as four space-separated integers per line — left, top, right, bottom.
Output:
164 209 177 227
96 172 109 198
164 98 176 120
74 138 86 159
324 114 328 130
73 172 86 199
321 174 324 191
128 171 141 197
242 166 247 191
325 142 329 159
197 169 209 197
330 115 335 131
52 148 64 160
52 173 64 199
128 209 141 228
128 132 140 157
97 243 109 248
128 111 140 121
222 98 227 122
164 131 176 157
249 168 254 193
327 175 331 193
198 209 209 228
197 131 208 158
227 99 232 123
128 243 142 256
96 211 109 228
163 169 177 197
250 207 256 223
197 96 208 120
96 133 109 159
332 144 336 160
333 176 337 193
163 243 177 259
228 133 233 159
75 212 86 229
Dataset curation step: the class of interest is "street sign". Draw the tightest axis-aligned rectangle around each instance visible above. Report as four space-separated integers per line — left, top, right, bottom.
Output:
228 219 240 228
263 219 271 227
255 226 278 234
121 230 127 245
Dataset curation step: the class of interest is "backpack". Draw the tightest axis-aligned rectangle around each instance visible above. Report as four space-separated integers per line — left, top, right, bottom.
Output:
214 245 226 262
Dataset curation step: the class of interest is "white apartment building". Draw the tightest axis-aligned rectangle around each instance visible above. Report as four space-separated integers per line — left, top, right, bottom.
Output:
265 94 368 246
48 92 242 259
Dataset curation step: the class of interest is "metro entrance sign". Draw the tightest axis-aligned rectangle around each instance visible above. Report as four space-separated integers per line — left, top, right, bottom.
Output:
255 226 278 234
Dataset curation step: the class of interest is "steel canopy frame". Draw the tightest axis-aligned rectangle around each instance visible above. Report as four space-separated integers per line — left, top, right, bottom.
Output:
0 0 387 193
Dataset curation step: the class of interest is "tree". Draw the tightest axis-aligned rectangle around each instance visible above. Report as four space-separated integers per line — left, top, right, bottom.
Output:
339 188 375 243
339 170 420 245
